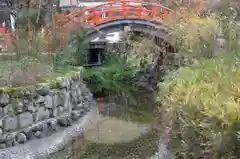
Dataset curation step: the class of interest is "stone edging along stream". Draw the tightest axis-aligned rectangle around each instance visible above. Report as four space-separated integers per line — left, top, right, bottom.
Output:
0 67 97 158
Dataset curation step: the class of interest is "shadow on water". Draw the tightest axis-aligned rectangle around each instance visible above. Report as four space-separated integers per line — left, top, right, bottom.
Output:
48 86 161 159
66 130 159 159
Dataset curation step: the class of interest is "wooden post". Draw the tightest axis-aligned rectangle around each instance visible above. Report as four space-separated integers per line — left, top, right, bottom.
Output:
122 0 127 17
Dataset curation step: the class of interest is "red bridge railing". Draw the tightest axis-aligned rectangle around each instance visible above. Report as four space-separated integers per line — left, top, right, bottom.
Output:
56 0 170 28
0 0 170 54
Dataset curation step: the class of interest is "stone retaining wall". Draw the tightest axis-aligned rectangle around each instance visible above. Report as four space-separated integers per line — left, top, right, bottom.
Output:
0 67 95 149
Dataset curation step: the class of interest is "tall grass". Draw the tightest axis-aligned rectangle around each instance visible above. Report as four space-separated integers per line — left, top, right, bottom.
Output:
158 53 240 158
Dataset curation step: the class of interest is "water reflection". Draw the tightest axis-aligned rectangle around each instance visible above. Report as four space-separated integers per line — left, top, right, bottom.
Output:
49 89 160 159
49 130 159 159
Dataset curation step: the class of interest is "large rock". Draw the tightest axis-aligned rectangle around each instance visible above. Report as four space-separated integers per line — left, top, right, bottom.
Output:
71 110 84 121
70 81 78 91
56 106 64 116
26 102 38 113
36 85 50 96
71 73 78 81
16 133 27 144
4 104 14 116
5 134 15 147
79 83 89 94
0 128 3 136
57 116 70 127
22 128 33 140
0 107 4 118
84 94 93 102
0 93 9 107
35 107 50 121
18 112 34 129
83 101 91 111
48 119 58 131
45 95 53 109
11 99 25 114
41 123 51 136
53 93 65 107
75 103 84 110
59 79 67 89
0 143 6 149
2 116 18 132
63 90 72 113
0 135 6 143
35 95 45 105
33 131 42 138
76 86 82 96
70 91 78 105
79 70 84 81
59 78 70 90
24 90 32 98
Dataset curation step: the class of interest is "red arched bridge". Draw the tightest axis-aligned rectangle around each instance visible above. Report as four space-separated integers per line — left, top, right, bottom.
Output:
57 0 170 26
56 0 171 43
0 0 172 53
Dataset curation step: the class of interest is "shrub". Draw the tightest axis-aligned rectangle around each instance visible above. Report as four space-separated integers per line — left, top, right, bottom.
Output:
165 8 218 58
127 39 156 72
16 8 46 32
158 53 240 158
84 55 135 93
165 6 240 58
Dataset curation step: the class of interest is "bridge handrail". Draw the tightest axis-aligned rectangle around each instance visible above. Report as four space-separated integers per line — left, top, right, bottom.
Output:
55 0 171 28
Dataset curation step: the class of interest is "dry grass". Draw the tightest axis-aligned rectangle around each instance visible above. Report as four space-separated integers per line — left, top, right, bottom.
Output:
158 53 240 158
164 8 218 57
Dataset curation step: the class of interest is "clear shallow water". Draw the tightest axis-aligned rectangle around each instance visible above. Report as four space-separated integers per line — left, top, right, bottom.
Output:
48 90 171 159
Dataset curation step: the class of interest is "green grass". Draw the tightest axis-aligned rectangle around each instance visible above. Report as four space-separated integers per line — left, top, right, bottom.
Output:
84 55 136 93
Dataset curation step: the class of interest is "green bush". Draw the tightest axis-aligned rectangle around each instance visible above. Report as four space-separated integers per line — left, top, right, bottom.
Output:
64 29 89 66
165 9 218 58
84 55 135 93
158 53 240 158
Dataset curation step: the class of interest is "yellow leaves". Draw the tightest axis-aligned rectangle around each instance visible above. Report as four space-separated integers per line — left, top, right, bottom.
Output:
165 9 218 56
161 54 240 134
221 98 240 125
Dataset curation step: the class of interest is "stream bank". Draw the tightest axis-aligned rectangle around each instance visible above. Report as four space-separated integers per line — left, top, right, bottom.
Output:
48 53 174 159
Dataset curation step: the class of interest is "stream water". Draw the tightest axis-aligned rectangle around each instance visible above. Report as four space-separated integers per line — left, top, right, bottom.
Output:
48 87 172 159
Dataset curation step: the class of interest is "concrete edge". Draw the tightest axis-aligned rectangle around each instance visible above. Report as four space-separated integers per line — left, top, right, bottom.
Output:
0 106 97 159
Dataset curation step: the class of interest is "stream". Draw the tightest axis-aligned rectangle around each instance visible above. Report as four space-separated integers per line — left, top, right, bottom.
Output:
48 86 173 159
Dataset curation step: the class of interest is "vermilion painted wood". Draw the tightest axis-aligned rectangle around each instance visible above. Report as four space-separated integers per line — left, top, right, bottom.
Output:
0 0 171 53
56 0 171 28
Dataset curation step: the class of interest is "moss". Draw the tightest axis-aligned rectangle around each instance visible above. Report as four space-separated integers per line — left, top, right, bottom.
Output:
36 76 49 83
48 80 61 89
3 86 31 94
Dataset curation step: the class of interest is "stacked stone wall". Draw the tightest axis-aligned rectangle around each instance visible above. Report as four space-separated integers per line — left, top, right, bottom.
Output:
0 68 95 149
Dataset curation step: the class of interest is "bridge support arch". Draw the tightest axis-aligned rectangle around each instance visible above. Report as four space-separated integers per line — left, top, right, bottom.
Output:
85 18 177 66
56 0 176 65
87 18 176 53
